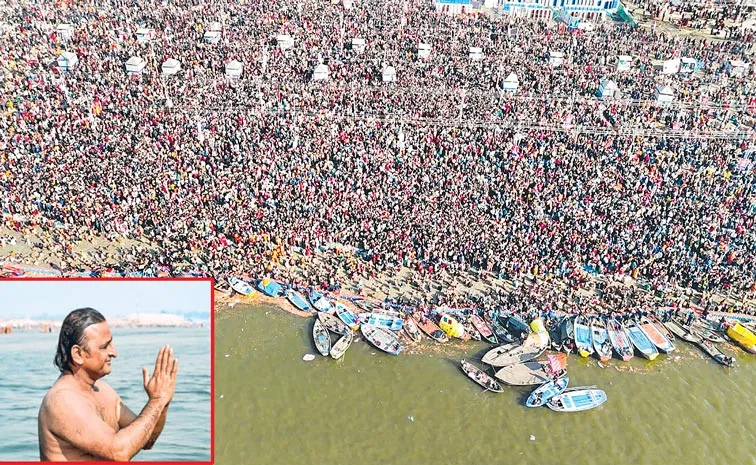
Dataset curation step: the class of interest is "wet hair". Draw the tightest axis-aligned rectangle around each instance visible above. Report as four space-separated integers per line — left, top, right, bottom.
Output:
54 308 107 373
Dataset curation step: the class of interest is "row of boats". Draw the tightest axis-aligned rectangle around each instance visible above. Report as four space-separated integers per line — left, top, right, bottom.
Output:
227 276 756 411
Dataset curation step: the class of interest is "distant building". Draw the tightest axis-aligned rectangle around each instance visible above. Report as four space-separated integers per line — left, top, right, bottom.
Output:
434 0 474 16
501 0 619 20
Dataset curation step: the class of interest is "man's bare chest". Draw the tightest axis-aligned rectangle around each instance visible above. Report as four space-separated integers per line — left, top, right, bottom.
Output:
88 390 119 430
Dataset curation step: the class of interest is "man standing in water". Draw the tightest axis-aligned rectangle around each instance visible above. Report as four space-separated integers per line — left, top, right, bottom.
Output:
38 308 179 461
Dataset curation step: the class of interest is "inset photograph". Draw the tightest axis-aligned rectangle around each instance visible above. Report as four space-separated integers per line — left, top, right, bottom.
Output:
0 279 212 462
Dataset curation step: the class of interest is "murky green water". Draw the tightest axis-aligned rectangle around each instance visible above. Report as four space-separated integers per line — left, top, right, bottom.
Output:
216 305 756 465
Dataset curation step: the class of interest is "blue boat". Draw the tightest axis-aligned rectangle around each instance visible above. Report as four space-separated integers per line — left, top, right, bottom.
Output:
285 289 311 312
624 319 659 360
547 388 607 412
574 315 594 358
526 377 570 408
256 278 283 297
334 302 360 331
358 313 403 331
309 291 333 312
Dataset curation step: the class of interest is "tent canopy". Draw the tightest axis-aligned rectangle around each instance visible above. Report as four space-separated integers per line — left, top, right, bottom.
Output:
225 60 243 78
208 22 222 32
312 63 329 81
136 27 152 42
125 56 146 74
382 65 396 83
352 37 366 54
161 58 181 75
502 72 518 92
276 34 294 50
655 85 674 102
57 51 78 70
418 42 431 59
204 30 221 43
597 79 618 98
469 46 483 61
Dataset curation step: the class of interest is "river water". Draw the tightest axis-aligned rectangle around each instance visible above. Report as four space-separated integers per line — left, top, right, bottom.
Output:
0 327 211 461
216 305 756 465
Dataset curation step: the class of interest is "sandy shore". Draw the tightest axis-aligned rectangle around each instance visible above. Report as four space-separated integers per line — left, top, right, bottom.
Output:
3 225 755 320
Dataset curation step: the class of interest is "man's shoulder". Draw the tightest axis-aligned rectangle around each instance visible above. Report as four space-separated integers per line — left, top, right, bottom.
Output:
41 381 88 418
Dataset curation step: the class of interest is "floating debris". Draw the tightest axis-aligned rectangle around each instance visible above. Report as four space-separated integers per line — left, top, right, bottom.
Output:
219 394 224 399
529 435 536 441
302 354 316 361
408 416 414 422
225 354 230 358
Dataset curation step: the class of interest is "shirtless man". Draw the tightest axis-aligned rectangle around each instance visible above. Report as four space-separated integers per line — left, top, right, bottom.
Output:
38 308 179 461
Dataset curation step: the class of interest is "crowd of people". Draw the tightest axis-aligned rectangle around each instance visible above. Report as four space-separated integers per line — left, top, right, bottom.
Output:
1 0 756 310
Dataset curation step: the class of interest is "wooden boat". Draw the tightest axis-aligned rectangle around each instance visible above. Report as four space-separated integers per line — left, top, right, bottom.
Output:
359 313 403 332
506 314 532 339
312 319 331 356
413 314 448 343
465 322 481 341
573 315 594 358
439 314 468 340
690 321 725 343
403 315 423 342
330 330 353 360
256 278 283 297
607 318 634 362
489 316 516 343
360 324 402 355
481 334 547 367
694 339 734 367
560 315 575 342
639 317 676 353
308 291 333 313
228 277 253 296
624 320 659 360
526 377 570 408
649 313 675 341
318 312 349 336
726 323 756 354
547 388 607 412
285 289 311 312
494 361 551 386
334 302 360 331
590 318 612 362
460 360 503 393
664 319 702 344
471 315 498 344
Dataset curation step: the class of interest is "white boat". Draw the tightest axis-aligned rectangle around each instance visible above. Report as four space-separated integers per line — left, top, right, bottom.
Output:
228 277 253 295
547 388 607 412
360 324 402 355
481 334 547 367
330 331 353 360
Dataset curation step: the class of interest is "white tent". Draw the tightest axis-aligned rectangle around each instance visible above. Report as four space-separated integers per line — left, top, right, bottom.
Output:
549 51 564 67
125 56 146 74
136 27 153 43
225 60 243 78
617 55 632 72
161 58 181 76
56 24 74 41
352 38 366 54
501 72 518 92
204 30 221 44
312 63 329 81
418 43 431 59
730 59 749 77
208 22 222 32
469 46 484 61
655 85 674 103
680 57 697 74
276 34 294 51
57 51 78 71
597 79 617 98
382 65 396 83
660 58 680 74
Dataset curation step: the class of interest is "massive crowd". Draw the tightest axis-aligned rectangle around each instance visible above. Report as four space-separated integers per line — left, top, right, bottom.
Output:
1 0 756 305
